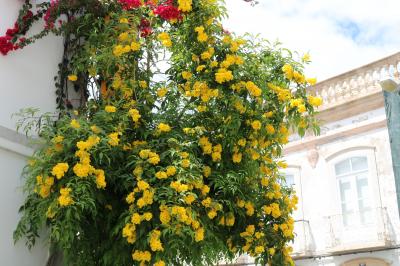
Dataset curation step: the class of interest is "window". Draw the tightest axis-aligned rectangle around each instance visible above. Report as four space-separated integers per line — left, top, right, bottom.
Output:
284 174 295 187
335 156 371 226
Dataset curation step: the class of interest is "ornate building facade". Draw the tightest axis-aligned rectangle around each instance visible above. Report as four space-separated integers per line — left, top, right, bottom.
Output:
285 52 400 266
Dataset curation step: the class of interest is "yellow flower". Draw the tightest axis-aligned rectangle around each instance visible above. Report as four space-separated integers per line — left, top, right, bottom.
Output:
201 185 210 195
265 124 275 134
306 77 317 85
308 95 323 107
255 246 265 254
269 247 276 256
139 80 147 89
157 87 168 97
39 185 51 198
122 223 136 244
215 68 233 84
46 206 56 219
132 250 151 262
143 212 153 221
181 159 190 168
149 230 164 251
207 209 217 219
52 135 64 143
90 125 101 134
105 105 116 113
130 41 141 51
251 120 261 131
148 152 160 165
58 188 73 207
166 166 177 176
232 153 242 163
128 108 141 123
245 202 255 216
158 123 171 132
293 71 305 84
108 132 120 146
155 171 168 179
154 260 166 266
302 53 311 62
73 163 92 178
119 18 129 24
182 71 192 80
160 209 171 224
158 32 172 47
95 169 106 189
184 194 196 204
178 0 192 12
194 26 208 42
118 32 129 42
68 75 78 81
211 152 221 162
203 166 211 177
70 119 80 129
131 213 141 224
282 64 293 80
137 180 150 191
297 104 306 113
52 163 69 179
246 81 262 97
195 227 204 242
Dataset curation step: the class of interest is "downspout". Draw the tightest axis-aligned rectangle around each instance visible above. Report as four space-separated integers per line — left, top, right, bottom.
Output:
383 91 400 217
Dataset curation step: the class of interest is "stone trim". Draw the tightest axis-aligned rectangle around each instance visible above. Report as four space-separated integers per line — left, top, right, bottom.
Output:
0 125 33 157
284 117 387 154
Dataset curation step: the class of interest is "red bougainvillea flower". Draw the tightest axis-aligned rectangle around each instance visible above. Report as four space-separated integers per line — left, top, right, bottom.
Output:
139 18 152 37
22 10 33 22
154 2 182 21
44 0 60 29
118 0 142 10
6 23 19 37
0 36 15 55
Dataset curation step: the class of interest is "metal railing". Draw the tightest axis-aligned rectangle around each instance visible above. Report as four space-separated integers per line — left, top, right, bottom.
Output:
325 207 394 251
292 220 315 257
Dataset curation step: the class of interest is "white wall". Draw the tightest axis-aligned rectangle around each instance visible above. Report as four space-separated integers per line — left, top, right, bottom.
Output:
0 1 63 264
0 0 62 131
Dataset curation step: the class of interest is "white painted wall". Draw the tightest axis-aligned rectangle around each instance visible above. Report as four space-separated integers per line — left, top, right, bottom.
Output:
0 1 63 265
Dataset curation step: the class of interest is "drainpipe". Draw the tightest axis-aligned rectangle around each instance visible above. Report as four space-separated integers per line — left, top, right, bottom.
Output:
383 90 400 217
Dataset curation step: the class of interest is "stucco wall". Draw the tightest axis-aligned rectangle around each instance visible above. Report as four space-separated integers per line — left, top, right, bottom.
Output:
0 0 62 131
285 107 400 265
0 1 63 265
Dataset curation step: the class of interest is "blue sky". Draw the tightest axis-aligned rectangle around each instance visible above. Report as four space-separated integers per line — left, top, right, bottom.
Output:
225 0 400 81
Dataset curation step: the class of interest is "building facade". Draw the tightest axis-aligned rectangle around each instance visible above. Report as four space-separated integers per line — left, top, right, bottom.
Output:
286 52 400 266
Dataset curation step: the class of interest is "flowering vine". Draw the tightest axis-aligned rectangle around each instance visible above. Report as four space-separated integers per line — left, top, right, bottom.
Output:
8 0 321 266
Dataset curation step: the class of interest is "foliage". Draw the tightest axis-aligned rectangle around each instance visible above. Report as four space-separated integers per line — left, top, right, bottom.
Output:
8 0 322 265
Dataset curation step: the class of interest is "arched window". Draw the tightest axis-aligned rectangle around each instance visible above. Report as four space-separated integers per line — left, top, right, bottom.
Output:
341 257 389 266
335 156 371 226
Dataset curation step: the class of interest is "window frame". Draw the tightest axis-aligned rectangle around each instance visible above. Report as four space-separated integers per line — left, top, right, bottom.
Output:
327 148 381 227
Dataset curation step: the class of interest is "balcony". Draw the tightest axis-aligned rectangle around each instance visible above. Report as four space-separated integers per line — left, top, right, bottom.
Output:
291 220 316 259
325 207 395 253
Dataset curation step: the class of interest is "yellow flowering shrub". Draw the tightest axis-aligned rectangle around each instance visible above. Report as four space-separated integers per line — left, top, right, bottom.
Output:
13 1 322 266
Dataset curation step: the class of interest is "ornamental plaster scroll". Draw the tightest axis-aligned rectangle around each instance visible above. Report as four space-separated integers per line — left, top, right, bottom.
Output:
307 148 319 169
